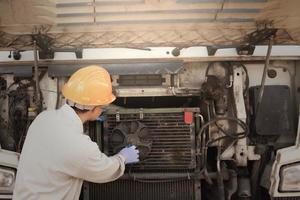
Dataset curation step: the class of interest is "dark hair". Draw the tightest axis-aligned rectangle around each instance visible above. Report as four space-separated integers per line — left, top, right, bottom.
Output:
71 106 91 114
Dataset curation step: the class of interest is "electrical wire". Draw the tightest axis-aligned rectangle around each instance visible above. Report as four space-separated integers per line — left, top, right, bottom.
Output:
198 116 249 182
198 116 249 143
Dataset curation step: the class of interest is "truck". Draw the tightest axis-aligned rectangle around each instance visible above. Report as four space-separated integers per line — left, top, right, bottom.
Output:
0 0 300 199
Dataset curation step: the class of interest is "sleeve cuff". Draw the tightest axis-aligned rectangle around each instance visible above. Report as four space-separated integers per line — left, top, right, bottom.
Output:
116 154 126 163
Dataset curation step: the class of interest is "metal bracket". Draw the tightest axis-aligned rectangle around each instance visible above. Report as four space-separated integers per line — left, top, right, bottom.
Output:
236 45 255 55
207 46 219 56
236 28 277 56
116 111 120 122
32 33 83 59
221 67 260 166
206 28 277 56
32 33 55 59
246 28 277 45
139 108 144 120
53 48 83 59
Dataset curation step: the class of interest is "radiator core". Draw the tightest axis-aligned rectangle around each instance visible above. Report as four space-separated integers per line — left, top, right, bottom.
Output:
103 108 199 171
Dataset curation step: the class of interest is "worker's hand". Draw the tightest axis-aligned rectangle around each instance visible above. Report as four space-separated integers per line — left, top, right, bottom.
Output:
118 145 139 164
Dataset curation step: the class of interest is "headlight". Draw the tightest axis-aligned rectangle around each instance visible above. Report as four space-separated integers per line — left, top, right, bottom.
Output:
0 167 15 193
279 163 300 192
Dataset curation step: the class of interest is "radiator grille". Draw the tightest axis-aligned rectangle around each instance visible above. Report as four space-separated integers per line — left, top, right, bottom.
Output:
103 108 198 170
88 180 195 200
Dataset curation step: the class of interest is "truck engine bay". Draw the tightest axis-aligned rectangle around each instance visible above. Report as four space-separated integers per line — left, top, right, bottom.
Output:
0 56 299 199
1 0 300 198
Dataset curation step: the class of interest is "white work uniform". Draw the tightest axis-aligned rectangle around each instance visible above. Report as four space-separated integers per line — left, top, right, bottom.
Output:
13 104 125 200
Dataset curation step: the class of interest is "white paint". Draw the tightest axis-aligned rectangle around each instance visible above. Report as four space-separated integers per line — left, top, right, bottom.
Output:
0 45 300 61
0 51 34 61
247 64 292 87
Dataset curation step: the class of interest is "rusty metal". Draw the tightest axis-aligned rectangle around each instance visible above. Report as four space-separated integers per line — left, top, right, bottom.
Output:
104 109 197 170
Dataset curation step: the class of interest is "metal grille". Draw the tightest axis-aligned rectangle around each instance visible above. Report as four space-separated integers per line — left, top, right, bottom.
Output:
104 108 198 170
88 179 195 200
118 74 164 86
274 198 300 200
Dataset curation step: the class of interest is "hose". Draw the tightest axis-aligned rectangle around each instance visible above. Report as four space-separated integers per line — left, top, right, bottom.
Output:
198 116 249 184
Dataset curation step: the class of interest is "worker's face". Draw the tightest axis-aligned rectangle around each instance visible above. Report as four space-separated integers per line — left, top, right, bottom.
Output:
88 106 103 121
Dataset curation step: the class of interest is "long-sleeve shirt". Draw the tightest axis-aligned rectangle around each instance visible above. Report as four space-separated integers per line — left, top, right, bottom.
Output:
13 104 125 200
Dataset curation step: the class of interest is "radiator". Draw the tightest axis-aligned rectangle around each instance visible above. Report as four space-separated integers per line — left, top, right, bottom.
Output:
85 108 200 200
103 107 199 171
87 180 196 200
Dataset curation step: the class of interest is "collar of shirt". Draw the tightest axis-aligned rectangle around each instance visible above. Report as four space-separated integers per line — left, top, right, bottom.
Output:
59 104 84 134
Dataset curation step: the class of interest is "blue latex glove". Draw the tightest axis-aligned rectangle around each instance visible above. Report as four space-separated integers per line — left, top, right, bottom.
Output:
118 145 139 164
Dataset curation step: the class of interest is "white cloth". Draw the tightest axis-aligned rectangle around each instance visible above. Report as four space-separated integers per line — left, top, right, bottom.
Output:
13 104 125 200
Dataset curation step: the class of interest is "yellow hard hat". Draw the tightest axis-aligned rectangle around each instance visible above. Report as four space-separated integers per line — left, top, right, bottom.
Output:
62 65 116 106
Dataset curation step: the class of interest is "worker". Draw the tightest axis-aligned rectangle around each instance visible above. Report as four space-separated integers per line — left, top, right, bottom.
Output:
13 65 139 200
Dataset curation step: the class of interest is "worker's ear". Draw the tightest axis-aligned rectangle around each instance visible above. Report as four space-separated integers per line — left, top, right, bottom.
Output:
88 106 102 121
89 107 98 115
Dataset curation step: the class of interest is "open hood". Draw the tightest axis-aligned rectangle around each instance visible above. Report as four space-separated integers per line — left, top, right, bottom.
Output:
0 0 299 50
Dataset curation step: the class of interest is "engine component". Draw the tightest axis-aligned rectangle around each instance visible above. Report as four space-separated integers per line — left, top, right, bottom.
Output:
88 107 200 200
201 75 228 115
8 85 30 151
238 177 252 198
103 107 199 170
0 78 6 91
111 121 152 160
202 62 233 115
117 75 164 86
0 125 15 151
87 179 197 200
221 67 260 167
225 170 238 200
250 85 294 136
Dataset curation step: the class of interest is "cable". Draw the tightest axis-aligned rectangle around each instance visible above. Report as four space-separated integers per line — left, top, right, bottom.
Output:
207 135 231 147
33 41 40 103
255 37 273 114
198 116 249 184
215 122 241 139
198 116 249 143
